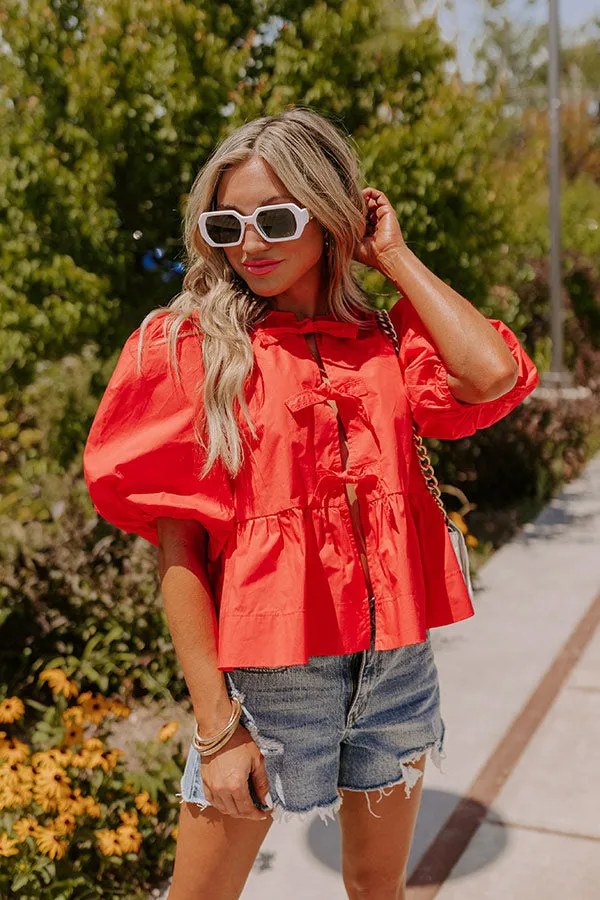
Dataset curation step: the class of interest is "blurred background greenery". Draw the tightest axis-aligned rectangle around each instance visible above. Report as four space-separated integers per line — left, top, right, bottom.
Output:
1 0 599 895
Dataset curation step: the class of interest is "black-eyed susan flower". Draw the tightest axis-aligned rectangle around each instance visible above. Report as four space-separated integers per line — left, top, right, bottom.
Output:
115 824 142 854
103 748 125 771
12 816 40 841
134 790 159 816
171 825 179 841
0 832 20 857
62 705 85 727
466 533 478 548
35 826 68 860
63 723 84 747
38 669 79 699
0 761 34 793
31 748 72 770
80 795 101 818
0 697 25 724
76 692 109 725
107 699 131 719
0 738 30 766
95 828 123 856
158 721 179 742
56 787 87 817
53 812 77 835
34 766 72 801
3 781 33 809
119 809 139 827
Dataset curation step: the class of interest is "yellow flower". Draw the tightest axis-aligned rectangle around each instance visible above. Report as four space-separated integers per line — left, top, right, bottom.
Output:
0 832 20 857
103 748 125 771
12 816 40 841
448 511 469 535
54 812 77 834
32 788 57 813
63 723 84 747
80 795 101 818
119 809 139 827
0 697 25 724
56 787 87 817
134 791 159 816
0 738 30 765
31 748 72 769
2 781 33 809
115 824 142 853
62 705 85 727
0 762 34 793
34 766 71 801
35 826 68 860
70 747 105 771
77 692 109 725
95 828 123 856
39 669 79 699
157 721 179 742
466 533 478 548
107 699 131 719
171 825 179 841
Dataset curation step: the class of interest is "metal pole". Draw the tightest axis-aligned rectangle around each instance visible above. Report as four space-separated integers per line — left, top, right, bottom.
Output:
546 0 571 386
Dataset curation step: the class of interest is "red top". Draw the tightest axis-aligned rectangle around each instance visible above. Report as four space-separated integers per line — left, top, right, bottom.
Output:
83 297 540 670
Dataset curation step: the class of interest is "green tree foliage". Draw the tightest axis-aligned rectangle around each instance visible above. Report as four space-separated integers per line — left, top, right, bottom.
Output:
1 0 525 394
0 0 247 388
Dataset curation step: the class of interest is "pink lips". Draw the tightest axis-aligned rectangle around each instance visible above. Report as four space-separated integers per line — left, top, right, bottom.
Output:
243 260 282 276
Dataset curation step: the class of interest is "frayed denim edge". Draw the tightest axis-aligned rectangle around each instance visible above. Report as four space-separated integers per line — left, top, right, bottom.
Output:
337 735 447 818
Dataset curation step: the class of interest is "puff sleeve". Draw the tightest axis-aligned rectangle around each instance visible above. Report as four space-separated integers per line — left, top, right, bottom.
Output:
388 296 540 440
83 314 235 558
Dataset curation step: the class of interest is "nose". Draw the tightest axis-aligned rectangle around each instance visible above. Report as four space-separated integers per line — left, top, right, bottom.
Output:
241 222 270 253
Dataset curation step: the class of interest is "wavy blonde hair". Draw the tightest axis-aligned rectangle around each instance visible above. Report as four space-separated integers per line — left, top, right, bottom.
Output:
138 106 375 479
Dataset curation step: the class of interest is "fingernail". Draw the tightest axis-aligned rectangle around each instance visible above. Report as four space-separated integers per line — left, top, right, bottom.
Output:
264 792 273 808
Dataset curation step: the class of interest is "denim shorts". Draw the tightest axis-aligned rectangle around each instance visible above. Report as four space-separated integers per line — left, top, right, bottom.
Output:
177 599 446 824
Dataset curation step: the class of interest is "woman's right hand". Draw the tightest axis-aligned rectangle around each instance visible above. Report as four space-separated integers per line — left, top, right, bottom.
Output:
199 723 274 820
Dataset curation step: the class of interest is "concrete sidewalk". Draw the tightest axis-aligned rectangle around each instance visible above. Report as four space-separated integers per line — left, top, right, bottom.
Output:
240 448 600 899
159 448 600 899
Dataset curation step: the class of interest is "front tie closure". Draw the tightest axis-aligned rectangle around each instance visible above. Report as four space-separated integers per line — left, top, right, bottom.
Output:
284 380 399 532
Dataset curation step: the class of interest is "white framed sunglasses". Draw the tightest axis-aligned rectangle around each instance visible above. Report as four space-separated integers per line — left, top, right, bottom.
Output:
198 202 314 247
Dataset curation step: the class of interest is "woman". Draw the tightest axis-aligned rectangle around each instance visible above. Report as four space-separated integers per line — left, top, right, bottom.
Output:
83 107 539 899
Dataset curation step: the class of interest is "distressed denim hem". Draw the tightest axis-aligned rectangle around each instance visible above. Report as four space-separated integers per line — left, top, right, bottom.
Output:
337 736 446 818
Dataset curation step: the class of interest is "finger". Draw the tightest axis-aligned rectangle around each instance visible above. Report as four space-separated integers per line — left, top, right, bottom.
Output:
205 784 239 819
251 758 271 809
232 789 272 821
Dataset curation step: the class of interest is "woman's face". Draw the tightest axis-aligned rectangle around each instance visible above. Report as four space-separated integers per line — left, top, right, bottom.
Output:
214 157 329 311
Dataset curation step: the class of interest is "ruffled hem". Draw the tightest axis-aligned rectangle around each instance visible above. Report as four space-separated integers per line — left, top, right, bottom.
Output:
216 488 474 670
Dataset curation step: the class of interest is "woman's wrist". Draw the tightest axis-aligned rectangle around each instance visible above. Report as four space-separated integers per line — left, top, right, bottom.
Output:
193 696 238 736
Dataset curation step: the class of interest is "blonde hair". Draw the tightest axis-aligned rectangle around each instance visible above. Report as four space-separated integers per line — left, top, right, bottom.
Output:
138 106 375 479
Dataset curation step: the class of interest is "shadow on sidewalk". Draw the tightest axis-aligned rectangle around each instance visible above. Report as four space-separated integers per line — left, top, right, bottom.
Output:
302 788 508 884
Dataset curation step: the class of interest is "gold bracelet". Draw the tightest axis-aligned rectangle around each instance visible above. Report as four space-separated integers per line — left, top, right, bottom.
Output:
193 712 241 756
192 698 242 753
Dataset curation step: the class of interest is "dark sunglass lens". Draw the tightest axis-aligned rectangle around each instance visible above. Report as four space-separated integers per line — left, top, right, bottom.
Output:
205 214 241 245
256 207 296 239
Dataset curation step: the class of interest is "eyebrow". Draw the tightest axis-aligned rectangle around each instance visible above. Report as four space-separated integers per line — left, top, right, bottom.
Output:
214 194 294 212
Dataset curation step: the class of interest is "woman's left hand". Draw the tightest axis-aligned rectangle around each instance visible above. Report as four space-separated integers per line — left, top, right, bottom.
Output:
353 187 406 271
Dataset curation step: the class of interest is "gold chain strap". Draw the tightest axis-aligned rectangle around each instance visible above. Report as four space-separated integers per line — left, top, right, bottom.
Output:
374 307 450 526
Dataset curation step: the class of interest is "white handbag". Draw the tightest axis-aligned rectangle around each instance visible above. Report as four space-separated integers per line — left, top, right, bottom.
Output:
375 308 475 602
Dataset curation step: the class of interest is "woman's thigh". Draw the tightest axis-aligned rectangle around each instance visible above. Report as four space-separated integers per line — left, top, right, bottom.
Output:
168 801 273 900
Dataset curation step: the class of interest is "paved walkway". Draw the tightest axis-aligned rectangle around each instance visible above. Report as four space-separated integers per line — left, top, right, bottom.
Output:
158 448 600 899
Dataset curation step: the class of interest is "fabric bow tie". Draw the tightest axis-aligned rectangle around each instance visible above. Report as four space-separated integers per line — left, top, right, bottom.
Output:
256 317 360 346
